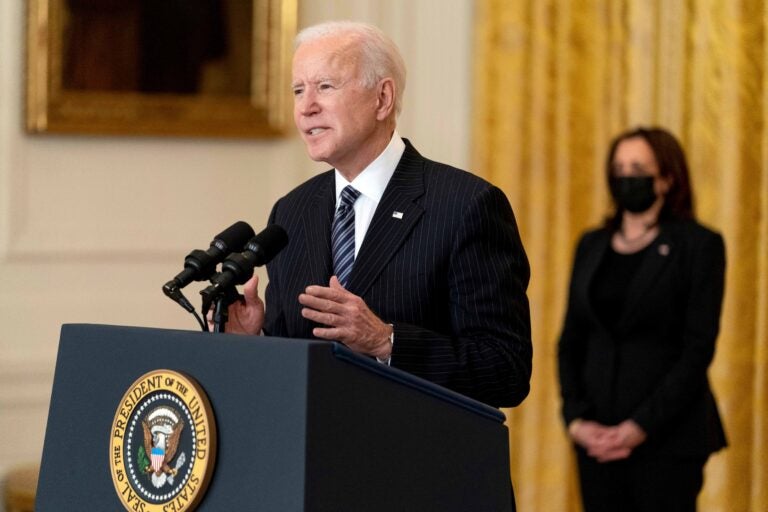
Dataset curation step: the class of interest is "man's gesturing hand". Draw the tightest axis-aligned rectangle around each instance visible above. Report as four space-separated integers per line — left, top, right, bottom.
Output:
299 276 393 360
225 275 265 335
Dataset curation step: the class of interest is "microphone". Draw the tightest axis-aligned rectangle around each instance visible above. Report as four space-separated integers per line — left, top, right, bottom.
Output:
163 221 255 295
200 224 288 301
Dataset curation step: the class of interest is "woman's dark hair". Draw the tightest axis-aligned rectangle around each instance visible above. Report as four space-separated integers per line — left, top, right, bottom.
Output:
605 126 695 229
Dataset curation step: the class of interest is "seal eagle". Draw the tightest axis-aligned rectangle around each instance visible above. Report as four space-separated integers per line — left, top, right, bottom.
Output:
142 406 184 478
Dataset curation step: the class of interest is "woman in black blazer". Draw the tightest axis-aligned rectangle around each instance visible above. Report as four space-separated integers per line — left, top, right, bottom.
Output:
558 127 727 511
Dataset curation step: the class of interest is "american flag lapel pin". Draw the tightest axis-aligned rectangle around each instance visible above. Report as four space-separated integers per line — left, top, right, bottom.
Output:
392 211 403 219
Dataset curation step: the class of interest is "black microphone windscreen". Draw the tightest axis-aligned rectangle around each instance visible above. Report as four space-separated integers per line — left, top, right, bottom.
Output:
214 221 255 252
248 224 289 266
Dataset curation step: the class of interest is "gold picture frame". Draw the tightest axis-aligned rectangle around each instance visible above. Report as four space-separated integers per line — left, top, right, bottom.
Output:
26 0 297 138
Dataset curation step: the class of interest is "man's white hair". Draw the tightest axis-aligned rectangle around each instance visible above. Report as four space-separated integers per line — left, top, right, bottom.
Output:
295 21 407 116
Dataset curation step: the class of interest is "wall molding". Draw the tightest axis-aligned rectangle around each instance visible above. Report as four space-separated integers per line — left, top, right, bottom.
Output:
0 356 54 407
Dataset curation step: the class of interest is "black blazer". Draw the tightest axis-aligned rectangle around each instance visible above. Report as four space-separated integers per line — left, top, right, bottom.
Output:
263 141 532 408
558 219 727 457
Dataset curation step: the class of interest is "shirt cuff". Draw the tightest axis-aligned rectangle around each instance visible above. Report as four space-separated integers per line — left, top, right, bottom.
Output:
375 324 394 366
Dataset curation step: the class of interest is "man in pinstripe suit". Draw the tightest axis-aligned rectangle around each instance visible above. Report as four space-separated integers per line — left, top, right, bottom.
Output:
227 20 532 409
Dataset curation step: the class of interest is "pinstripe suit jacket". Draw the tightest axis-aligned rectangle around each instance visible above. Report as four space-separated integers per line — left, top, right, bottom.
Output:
263 141 532 407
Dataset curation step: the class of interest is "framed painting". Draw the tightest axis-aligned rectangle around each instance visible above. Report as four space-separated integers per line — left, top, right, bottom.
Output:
26 0 297 138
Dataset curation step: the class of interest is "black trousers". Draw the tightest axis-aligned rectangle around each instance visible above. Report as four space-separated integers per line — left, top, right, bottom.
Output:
575 447 707 512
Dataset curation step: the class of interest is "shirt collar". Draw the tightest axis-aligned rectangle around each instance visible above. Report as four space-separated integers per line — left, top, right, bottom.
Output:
335 131 405 205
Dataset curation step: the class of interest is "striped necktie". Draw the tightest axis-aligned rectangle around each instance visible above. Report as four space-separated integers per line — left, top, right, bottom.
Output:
331 186 361 287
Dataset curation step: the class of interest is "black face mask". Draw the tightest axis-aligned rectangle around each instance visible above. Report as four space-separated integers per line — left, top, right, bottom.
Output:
610 176 657 213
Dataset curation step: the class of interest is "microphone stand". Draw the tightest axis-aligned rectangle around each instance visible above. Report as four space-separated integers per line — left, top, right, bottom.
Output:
212 294 229 333
202 285 240 333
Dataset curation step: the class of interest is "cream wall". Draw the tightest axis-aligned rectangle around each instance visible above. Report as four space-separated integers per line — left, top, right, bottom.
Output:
0 0 473 480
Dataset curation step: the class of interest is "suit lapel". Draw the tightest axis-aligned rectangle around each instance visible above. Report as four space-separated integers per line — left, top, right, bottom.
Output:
347 142 425 296
581 230 611 323
301 173 335 286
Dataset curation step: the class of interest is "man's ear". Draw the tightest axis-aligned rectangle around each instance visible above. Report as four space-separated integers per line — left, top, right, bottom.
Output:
375 78 396 120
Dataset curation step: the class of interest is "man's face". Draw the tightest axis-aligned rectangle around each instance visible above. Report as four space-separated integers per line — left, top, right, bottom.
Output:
292 35 382 176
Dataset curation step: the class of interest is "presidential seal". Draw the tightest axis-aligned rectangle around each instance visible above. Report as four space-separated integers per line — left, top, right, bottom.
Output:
110 370 217 512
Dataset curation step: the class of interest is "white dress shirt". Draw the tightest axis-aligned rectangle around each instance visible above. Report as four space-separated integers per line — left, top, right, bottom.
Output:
334 132 406 256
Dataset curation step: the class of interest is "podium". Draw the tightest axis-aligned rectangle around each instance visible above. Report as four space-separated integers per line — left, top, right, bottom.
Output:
36 324 513 511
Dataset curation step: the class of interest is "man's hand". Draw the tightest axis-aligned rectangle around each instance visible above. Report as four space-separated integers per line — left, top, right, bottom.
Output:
225 275 265 335
299 276 393 360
